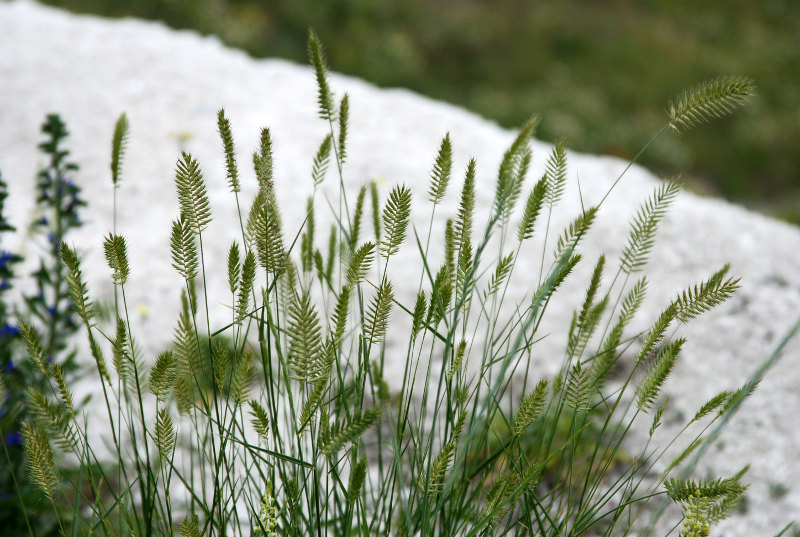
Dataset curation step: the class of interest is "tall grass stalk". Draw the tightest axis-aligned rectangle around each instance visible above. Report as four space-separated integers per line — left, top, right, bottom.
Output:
14 34 771 537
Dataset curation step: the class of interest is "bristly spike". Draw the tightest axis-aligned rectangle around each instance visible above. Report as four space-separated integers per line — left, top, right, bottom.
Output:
60 242 94 322
170 216 199 281
370 181 381 242
227 242 241 295
301 197 316 273
379 185 412 258
103 233 130 286
346 242 375 287
637 338 686 411
217 108 240 193
428 133 453 204
454 159 476 251
544 139 567 208
311 134 333 187
620 180 680 274
513 379 549 437
175 151 212 234
350 185 366 251
495 115 539 217
338 93 350 164
668 76 755 134
110 112 129 187
554 207 598 258
236 251 256 325
673 264 740 322
518 176 547 242
366 280 394 343
307 29 336 122
253 127 274 191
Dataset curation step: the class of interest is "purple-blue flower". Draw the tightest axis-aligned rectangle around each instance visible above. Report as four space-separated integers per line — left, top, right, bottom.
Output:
1 323 19 337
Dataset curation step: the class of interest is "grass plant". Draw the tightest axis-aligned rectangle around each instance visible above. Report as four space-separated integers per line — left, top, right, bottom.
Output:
5 32 792 537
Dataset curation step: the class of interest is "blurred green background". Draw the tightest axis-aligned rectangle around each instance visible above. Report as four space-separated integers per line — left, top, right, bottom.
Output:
42 0 800 220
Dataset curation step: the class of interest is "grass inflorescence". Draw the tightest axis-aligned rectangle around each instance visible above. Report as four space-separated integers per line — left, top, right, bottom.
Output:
2 31 787 537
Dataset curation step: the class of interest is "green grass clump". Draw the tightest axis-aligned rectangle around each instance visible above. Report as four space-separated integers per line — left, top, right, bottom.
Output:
7 31 790 537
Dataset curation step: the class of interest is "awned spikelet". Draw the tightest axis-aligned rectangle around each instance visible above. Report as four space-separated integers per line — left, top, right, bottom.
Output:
428 133 453 205
311 133 332 187
288 291 323 383
338 93 350 164
379 185 412 258
513 379 549 438
668 76 755 134
346 242 375 287
170 216 199 281
307 29 336 121
217 108 240 193
636 338 685 411
21 421 60 501
366 280 394 343
175 151 212 234
673 264 740 322
619 181 680 274
110 112 129 187
103 233 130 286
60 243 94 322
319 406 382 456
